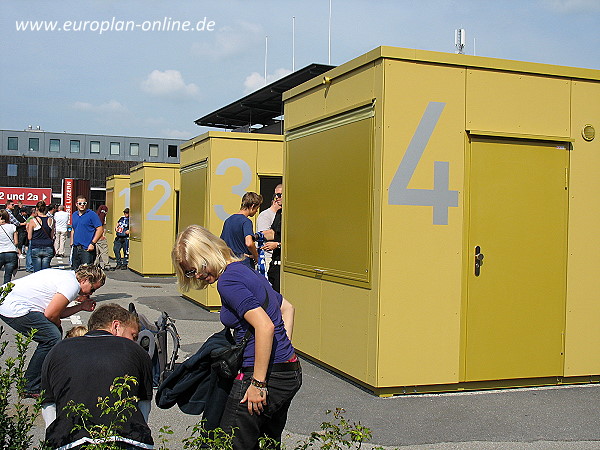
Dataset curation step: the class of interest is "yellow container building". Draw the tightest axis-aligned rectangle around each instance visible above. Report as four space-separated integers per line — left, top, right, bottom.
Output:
282 46 600 395
128 163 180 276
178 131 284 309
105 174 130 259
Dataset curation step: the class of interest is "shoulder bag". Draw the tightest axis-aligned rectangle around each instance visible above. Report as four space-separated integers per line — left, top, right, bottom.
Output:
210 287 270 379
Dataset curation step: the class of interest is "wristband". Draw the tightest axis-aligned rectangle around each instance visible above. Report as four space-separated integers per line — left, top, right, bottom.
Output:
250 376 267 389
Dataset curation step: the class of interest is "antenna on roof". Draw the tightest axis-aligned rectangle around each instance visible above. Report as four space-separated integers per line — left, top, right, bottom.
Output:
328 0 332 64
455 28 465 54
292 16 296 72
264 35 268 85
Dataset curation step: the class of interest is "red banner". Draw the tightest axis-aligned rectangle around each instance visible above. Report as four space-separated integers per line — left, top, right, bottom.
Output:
63 178 74 223
0 187 52 206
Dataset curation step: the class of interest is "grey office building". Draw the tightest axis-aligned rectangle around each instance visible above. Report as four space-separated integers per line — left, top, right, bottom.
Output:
0 127 186 209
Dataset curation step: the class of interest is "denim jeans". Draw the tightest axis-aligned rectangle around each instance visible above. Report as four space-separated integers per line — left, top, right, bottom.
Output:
26 245 33 272
0 251 18 284
71 245 96 270
220 366 302 449
0 311 62 393
113 237 129 266
31 246 54 272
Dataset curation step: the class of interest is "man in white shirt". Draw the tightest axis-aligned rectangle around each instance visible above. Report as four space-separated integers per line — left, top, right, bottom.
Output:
53 205 70 257
0 265 104 396
255 184 282 272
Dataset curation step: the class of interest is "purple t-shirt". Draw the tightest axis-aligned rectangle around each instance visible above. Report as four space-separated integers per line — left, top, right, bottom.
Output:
217 261 295 366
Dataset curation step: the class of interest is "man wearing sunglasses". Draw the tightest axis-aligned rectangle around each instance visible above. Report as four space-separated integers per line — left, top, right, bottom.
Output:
256 184 282 272
71 195 103 270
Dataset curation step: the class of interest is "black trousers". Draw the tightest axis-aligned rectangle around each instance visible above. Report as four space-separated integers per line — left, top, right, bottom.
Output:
267 264 280 293
220 366 302 450
17 226 27 250
71 245 96 270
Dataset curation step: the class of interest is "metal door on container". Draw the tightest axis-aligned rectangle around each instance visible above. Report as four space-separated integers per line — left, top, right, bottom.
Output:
465 137 569 382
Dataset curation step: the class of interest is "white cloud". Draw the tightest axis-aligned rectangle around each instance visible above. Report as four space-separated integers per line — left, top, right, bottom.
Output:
191 21 263 59
140 70 200 100
161 128 194 140
72 99 128 113
541 0 600 12
243 68 293 94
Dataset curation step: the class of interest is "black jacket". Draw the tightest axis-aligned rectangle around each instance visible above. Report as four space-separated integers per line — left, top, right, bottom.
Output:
155 327 233 429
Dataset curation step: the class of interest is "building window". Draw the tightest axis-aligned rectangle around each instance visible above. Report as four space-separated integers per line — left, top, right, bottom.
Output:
149 144 159 157
28 164 38 177
90 141 100 153
29 138 39 151
7 137 18 151
110 142 120 155
168 145 178 158
7 164 17 177
49 139 60 152
49 166 58 178
130 143 139 156
70 140 80 153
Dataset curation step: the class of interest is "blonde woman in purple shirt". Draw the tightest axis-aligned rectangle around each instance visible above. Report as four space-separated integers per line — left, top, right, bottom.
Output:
172 225 301 449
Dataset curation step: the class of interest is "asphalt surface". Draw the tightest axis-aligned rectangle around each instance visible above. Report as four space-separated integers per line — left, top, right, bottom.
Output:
4 257 600 449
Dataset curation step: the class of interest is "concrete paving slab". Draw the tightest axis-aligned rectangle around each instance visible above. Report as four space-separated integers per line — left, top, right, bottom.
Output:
3 262 600 449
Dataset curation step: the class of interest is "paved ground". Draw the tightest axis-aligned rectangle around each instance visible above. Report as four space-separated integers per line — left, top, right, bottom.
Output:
3 258 600 449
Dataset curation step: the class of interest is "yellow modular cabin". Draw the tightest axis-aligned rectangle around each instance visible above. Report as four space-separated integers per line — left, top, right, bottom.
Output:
128 163 180 276
282 46 600 395
105 174 130 259
178 131 284 309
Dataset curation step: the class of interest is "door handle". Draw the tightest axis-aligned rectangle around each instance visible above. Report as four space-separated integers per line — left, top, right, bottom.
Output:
474 245 484 276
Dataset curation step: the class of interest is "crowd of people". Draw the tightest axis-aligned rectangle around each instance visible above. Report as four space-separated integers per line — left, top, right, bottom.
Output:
0 196 131 282
0 185 295 449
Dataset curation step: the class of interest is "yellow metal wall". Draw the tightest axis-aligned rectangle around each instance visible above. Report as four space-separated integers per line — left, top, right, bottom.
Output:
284 63 378 131
564 80 600 376
105 175 130 259
378 61 465 387
178 137 211 307
128 163 179 276
466 70 571 138
178 132 284 308
128 177 143 272
283 62 381 385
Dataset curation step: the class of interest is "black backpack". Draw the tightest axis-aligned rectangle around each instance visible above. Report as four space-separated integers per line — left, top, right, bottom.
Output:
129 303 181 386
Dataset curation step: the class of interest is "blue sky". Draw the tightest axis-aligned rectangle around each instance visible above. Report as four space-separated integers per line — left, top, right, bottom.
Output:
1 0 599 140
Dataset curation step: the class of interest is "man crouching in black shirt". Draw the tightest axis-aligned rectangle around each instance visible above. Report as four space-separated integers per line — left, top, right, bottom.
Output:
41 304 153 450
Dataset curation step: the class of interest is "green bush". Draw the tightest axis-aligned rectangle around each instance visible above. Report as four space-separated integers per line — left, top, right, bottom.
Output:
65 374 390 449
63 375 141 450
0 282 44 450
294 408 386 449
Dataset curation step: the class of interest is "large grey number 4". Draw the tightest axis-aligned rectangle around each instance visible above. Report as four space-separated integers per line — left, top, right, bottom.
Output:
388 102 459 225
